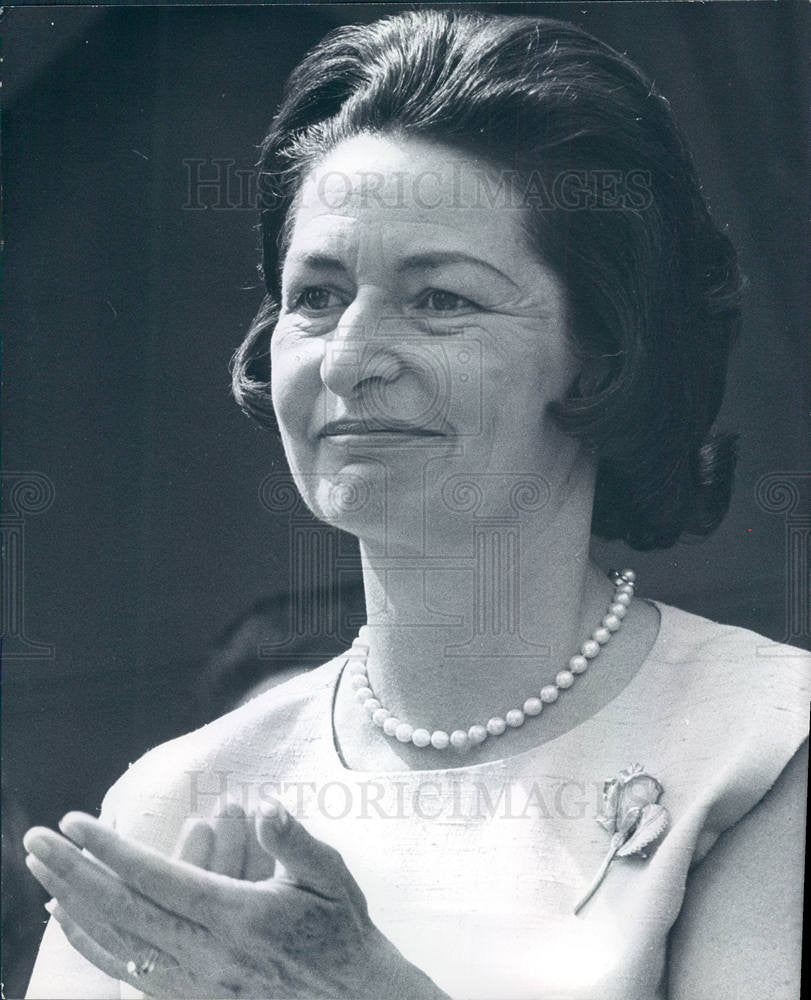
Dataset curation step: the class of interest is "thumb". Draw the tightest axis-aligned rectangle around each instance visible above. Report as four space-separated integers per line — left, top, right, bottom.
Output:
255 800 344 898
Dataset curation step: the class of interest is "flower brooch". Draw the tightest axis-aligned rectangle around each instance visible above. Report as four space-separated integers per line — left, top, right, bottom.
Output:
574 764 670 914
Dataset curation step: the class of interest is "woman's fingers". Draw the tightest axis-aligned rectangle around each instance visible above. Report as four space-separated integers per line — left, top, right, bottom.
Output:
171 806 274 882
29 816 236 923
172 818 215 868
210 803 248 879
255 800 353 901
24 814 379 1000
26 808 363 971
45 898 190 996
173 806 250 880
31 850 257 998
24 842 212 965
45 898 137 985
242 818 277 883
48 897 137 967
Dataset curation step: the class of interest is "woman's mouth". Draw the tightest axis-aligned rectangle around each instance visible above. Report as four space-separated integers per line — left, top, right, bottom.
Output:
319 419 446 438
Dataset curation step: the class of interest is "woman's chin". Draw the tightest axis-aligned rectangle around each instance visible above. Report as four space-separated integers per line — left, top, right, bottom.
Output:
294 472 386 534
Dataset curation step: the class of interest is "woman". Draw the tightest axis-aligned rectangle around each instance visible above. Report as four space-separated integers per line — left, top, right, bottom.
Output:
24 11 808 999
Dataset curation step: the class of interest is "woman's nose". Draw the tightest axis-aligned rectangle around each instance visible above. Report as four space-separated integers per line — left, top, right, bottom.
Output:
319 293 410 400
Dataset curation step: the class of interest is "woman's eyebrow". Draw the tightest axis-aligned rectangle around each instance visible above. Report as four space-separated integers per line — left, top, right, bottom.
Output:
284 251 348 274
399 252 519 288
285 249 519 289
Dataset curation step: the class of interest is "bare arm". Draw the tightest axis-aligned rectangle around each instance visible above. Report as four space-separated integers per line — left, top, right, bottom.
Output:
668 739 807 1000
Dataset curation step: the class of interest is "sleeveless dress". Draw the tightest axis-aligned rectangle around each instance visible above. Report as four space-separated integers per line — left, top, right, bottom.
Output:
27 601 810 999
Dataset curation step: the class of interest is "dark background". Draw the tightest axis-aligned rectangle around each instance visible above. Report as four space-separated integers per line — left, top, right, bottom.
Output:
2 3 808 994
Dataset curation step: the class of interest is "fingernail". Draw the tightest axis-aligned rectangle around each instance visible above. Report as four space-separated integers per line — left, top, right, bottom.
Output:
260 799 288 831
26 854 48 879
23 833 52 861
58 814 86 844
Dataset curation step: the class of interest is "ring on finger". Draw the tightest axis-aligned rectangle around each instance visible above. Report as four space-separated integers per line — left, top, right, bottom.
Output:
126 946 160 978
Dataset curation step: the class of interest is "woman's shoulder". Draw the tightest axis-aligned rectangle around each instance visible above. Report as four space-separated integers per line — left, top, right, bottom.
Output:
652 597 807 653
651 599 810 710
642 600 809 851
179 652 342 749
101 654 346 841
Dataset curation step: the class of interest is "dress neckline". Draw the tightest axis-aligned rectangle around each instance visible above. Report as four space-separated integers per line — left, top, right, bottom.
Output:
327 598 666 777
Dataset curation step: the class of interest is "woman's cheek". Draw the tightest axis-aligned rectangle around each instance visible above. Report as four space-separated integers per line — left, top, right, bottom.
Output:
271 333 323 434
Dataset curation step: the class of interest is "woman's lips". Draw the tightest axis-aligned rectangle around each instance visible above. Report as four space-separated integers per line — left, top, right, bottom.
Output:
319 420 445 437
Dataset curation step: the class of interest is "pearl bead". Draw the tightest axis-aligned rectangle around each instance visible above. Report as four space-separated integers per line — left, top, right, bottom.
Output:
569 654 588 674
450 730 470 750
372 708 390 727
486 717 507 736
351 571 634 751
468 724 488 744
382 716 400 737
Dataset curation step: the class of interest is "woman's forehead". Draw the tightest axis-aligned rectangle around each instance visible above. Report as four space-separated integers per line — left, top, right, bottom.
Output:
299 132 501 204
286 215 510 264
287 134 534 275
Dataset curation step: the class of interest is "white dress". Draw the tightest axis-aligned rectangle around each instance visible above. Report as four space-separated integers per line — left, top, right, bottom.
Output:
27 601 810 999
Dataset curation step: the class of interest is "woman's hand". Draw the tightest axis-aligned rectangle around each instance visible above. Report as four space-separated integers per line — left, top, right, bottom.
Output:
170 801 279 883
23 803 447 999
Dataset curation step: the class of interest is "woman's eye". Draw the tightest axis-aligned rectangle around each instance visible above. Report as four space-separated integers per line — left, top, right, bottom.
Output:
418 289 478 313
293 287 343 312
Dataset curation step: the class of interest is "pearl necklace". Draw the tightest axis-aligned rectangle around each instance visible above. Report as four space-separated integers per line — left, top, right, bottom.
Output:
347 569 636 753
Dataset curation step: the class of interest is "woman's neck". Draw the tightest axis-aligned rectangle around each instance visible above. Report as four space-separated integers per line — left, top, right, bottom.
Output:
354 490 614 733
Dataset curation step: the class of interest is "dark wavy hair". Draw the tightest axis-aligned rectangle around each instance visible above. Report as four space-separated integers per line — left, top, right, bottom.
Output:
232 10 742 550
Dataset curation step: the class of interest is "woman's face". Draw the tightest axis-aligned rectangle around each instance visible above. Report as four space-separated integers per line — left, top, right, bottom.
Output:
271 134 587 550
